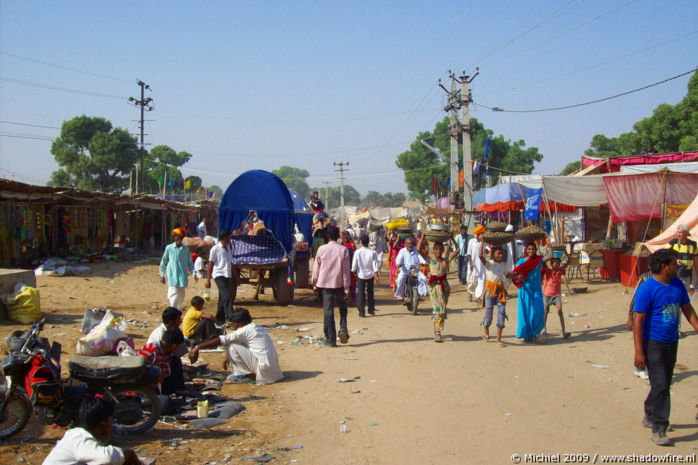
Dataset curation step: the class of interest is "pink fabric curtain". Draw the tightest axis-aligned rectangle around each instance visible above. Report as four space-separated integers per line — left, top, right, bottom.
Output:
603 173 698 223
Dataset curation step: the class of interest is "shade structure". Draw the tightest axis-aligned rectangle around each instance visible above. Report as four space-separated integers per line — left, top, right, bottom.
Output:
219 170 295 253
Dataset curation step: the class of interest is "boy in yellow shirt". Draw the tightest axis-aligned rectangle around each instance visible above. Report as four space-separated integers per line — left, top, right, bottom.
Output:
182 296 221 344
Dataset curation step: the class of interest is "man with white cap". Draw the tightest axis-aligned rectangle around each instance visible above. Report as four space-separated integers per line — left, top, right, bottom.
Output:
159 227 195 309
666 224 696 296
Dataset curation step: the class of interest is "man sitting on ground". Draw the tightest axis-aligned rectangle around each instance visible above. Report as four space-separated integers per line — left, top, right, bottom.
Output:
182 295 221 344
42 396 143 465
189 308 283 385
146 307 182 345
139 327 186 395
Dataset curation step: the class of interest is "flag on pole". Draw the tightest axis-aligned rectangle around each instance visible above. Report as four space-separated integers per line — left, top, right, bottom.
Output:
433 175 437 194
196 186 202 195
168 177 173 187
184 179 191 190
484 137 489 159
156 176 163 187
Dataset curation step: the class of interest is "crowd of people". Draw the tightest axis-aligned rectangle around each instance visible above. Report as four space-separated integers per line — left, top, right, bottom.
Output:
38 199 696 461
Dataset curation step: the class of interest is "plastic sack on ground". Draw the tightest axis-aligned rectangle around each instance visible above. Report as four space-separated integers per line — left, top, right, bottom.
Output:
80 307 124 334
76 309 128 356
1 282 41 324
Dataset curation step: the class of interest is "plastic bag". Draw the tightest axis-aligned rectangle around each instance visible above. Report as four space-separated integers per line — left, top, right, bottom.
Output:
80 307 124 334
76 309 128 356
1 283 41 324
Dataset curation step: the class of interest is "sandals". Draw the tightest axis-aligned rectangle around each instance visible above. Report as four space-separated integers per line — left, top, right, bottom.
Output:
434 332 444 343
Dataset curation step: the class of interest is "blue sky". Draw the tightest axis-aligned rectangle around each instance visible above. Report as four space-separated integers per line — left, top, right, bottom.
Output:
1 0 696 196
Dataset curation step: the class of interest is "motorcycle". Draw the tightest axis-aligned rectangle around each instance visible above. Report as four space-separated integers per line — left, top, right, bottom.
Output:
401 266 421 315
0 318 162 440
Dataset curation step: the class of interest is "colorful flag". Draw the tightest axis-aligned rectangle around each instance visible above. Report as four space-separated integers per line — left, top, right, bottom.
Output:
156 176 163 187
196 186 202 195
433 175 437 194
167 177 173 187
484 137 489 159
524 188 543 221
184 179 191 190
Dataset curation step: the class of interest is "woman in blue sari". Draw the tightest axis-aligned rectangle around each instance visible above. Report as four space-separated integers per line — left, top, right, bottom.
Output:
513 242 546 343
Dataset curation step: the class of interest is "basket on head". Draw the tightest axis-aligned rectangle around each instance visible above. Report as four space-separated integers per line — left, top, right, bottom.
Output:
424 232 452 243
397 225 412 233
482 231 514 245
487 221 507 233
515 225 547 241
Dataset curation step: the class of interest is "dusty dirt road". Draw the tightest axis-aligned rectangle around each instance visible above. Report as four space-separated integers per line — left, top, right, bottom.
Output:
1 259 697 464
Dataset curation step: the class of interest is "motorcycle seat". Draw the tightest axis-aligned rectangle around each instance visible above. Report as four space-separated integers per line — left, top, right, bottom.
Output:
68 355 147 381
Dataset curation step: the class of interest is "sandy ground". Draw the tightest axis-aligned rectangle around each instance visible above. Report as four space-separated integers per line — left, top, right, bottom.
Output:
1 258 697 464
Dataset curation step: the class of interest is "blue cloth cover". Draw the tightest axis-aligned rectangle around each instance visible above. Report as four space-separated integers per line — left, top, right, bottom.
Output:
219 170 295 253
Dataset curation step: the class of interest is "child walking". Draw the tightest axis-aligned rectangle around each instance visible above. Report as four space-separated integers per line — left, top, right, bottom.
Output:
478 237 517 346
427 242 456 342
541 250 571 339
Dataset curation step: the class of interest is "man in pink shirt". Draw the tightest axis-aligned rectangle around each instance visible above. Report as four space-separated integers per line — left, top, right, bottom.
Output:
312 225 351 347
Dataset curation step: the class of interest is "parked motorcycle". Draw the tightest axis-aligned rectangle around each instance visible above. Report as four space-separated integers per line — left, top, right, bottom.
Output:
401 266 421 315
0 318 161 440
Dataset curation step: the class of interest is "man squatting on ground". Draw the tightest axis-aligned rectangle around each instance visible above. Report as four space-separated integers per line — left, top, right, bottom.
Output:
633 248 698 446
189 308 283 385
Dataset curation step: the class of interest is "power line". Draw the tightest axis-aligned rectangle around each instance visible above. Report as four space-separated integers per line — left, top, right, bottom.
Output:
463 0 584 68
482 0 639 66
0 76 126 100
480 29 698 96
0 50 134 83
189 140 414 159
0 120 60 129
478 67 697 113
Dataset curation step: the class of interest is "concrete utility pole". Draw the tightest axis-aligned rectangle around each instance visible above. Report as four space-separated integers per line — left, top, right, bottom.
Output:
323 181 331 211
438 69 478 211
333 162 349 224
128 80 153 194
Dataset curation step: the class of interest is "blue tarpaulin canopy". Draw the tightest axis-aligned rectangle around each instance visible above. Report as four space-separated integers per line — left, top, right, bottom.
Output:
289 189 313 242
218 170 295 253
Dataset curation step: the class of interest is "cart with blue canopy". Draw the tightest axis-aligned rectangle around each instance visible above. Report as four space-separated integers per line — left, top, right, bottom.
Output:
218 170 296 305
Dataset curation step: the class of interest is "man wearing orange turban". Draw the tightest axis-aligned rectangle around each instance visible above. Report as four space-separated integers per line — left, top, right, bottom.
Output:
159 227 195 309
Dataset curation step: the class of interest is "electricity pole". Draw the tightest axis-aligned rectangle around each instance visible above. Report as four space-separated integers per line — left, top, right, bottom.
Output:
438 69 478 211
323 181 331 211
333 162 349 224
129 80 153 194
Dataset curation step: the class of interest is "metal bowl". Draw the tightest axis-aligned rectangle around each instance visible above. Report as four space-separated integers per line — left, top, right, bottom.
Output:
429 224 450 232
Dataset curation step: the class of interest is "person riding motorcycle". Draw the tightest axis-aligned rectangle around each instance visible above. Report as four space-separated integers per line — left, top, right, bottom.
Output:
394 237 428 300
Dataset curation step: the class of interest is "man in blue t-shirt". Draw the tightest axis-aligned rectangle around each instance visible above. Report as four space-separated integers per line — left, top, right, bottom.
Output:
633 248 698 446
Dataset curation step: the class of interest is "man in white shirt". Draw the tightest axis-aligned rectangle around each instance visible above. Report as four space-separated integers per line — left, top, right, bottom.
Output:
190 308 283 385
352 235 380 317
206 230 234 324
394 237 428 299
466 225 487 302
42 397 142 465
197 219 207 239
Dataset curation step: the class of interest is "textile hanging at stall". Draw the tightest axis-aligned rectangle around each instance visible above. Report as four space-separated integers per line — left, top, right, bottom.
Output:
603 172 698 223
541 176 608 207
642 193 698 252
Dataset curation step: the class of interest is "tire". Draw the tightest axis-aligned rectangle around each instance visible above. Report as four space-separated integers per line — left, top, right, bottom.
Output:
110 385 161 436
295 258 310 289
0 390 32 440
411 285 419 315
274 268 294 305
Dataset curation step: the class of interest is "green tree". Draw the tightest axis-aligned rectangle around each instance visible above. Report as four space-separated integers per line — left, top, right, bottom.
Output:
361 191 407 207
272 166 311 199
560 161 582 175
397 117 543 200
312 185 360 209
579 70 698 159
145 145 193 193
48 115 139 192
